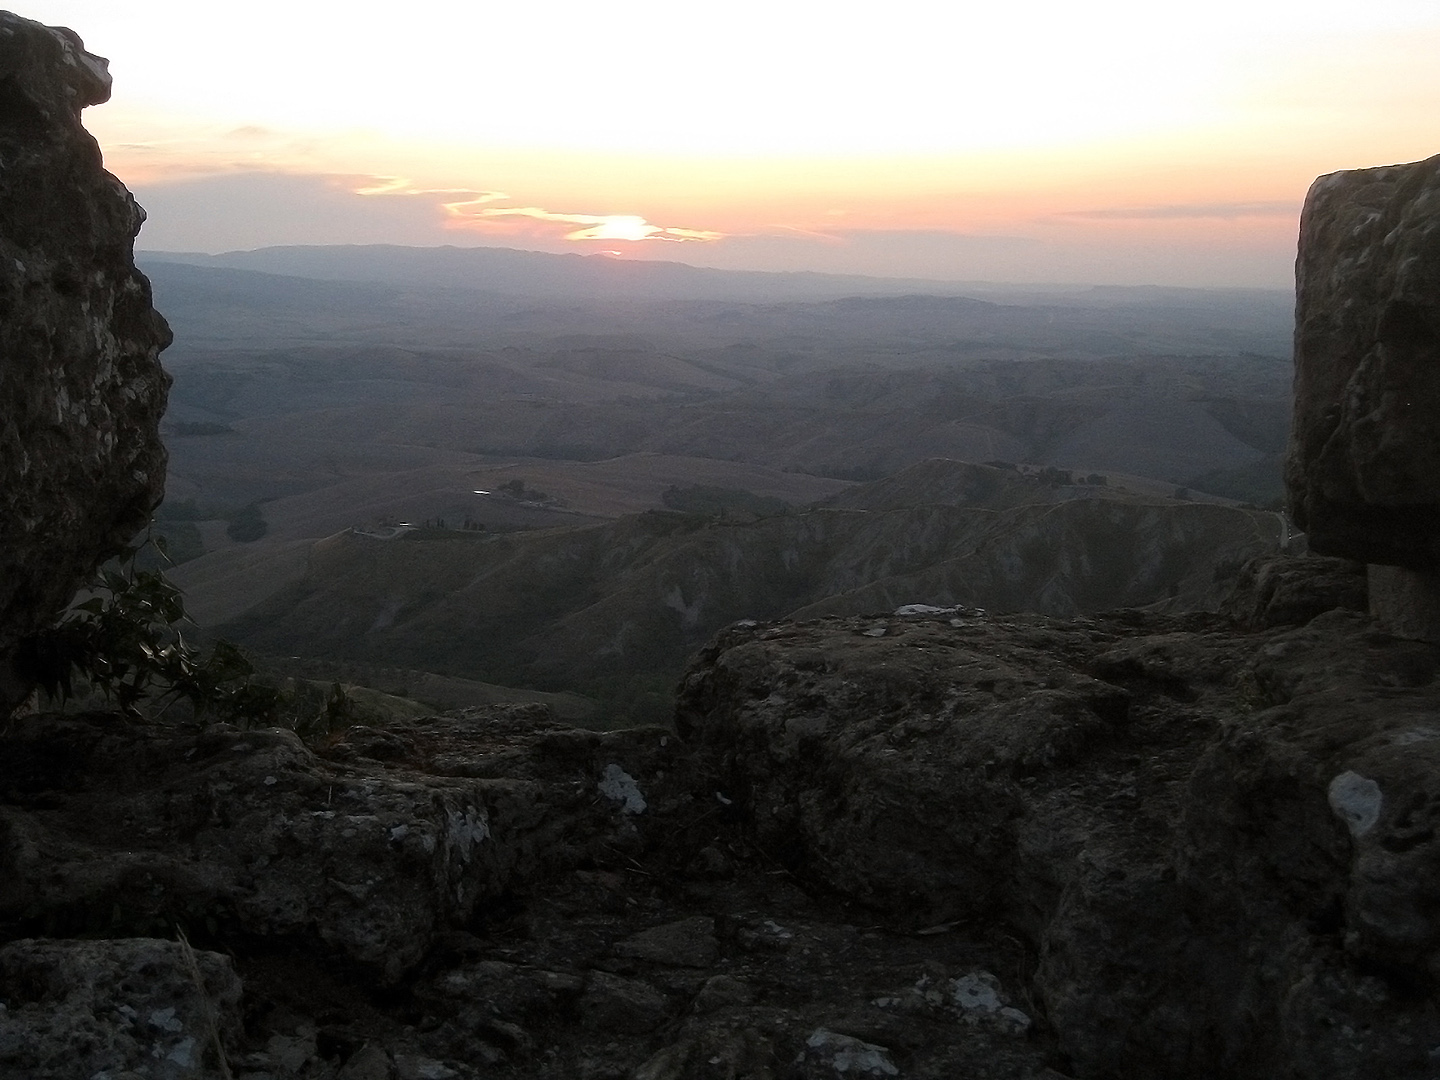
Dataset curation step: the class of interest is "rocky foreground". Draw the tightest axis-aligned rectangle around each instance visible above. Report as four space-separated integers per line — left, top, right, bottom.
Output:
1 555 1437 1079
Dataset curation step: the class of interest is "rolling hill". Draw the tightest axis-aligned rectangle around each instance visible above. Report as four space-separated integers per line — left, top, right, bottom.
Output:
192 461 1285 725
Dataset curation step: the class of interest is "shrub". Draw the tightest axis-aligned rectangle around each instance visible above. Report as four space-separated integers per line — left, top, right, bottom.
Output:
15 539 279 723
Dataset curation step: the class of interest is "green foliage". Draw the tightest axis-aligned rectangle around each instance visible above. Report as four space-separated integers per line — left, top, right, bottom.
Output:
134 522 205 568
15 533 383 739
1035 466 1075 487
17 543 279 722
661 484 790 520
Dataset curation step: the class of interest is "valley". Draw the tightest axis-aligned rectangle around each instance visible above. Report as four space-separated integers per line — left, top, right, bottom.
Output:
142 247 1296 723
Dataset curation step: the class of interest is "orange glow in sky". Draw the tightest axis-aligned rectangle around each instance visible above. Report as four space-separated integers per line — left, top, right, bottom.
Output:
20 0 1440 286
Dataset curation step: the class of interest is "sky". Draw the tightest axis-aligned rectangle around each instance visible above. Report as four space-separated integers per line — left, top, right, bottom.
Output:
19 1 1440 286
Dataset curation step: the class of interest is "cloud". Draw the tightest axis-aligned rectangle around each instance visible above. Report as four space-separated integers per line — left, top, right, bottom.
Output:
352 176 508 201
129 170 453 251
443 202 723 244
1053 201 1299 221
123 168 1295 287
224 125 276 140
349 177 723 245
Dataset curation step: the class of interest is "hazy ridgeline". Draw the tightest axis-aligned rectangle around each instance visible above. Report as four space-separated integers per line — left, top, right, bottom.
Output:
142 246 1294 724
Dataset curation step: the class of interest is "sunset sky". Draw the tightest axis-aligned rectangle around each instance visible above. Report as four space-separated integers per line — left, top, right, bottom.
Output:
21 1 1440 286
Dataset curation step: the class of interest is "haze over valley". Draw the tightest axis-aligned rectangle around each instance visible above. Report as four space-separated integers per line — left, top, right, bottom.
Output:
142 246 1297 723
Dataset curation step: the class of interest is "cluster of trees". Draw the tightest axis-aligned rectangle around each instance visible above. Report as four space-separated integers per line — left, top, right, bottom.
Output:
661 485 791 520
415 518 486 531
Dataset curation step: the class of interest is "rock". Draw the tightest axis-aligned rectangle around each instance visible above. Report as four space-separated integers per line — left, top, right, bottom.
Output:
949 971 1031 1033
1288 153 1440 573
0 12 171 709
676 615 1134 927
633 1025 778 1080
0 937 241 1079
677 607 1440 1079
796 1029 899 1079
0 708 697 984
336 1045 394 1080
576 971 671 1034
613 916 719 968
1218 553 1367 629
1366 563 1440 640
691 974 755 1013
392 1054 460 1080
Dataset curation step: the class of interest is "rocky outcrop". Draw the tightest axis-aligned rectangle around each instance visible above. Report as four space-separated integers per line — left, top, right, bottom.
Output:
0 12 172 708
677 598 1440 1079
0 705 687 983
1217 552 1366 629
1 580 1434 1079
1288 153 1440 637
0 703 1064 1079
1288 153 1440 570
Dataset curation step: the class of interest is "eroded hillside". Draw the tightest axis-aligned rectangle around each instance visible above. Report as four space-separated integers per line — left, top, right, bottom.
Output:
147 263 1294 721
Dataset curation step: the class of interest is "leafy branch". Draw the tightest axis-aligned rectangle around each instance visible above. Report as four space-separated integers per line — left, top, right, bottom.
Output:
15 538 280 723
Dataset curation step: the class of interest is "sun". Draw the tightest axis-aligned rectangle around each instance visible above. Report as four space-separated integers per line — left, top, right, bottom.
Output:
566 216 659 243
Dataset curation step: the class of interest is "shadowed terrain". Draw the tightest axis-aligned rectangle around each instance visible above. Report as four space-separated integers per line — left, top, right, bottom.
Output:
136 249 1295 722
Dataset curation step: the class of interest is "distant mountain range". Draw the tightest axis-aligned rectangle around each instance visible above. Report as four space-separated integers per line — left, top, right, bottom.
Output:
141 242 1294 315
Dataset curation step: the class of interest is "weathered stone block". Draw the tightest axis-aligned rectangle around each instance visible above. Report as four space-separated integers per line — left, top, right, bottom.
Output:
1288 153 1440 570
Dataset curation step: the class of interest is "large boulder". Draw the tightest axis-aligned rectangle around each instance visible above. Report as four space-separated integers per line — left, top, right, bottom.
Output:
676 605 1440 1079
0 12 172 708
1288 153 1440 571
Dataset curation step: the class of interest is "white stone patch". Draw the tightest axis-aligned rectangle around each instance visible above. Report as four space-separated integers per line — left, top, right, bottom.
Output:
394 1054 461 1080
803 1029 899 1076
146 1007 183 1033
164 1036 197 1067
663 585 703 628
445 807 490 860
1329 771 1383 837
1390 726 1440 747
951 970 1031 1033
600 764 647 814
894 604 960 616
951 972 1003 1012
